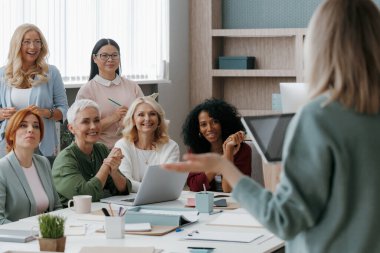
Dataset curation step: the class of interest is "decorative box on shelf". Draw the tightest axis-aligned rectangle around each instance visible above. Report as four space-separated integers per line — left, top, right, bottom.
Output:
218 56 255 69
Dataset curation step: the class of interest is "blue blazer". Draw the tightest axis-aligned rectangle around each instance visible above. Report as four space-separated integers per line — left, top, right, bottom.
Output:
0 65 69 156
0 152 62 224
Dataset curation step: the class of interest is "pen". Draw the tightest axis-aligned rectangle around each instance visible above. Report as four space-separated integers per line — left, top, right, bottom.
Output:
101 208 110 216
108 203 115 216
118 206 123 216
108 98 122 107
209 210 223 215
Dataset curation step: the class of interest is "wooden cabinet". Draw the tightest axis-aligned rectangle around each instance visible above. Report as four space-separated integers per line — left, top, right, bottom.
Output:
190 0 306 116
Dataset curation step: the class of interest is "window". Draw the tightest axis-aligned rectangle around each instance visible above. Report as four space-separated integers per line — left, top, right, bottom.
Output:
0 0 169 83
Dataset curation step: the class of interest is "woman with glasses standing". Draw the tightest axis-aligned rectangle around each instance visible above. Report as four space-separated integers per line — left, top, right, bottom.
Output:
0 23 69 157
76 39 144 149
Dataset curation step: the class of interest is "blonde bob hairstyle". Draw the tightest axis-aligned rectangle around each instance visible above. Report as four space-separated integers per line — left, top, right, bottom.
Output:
5 23 49 88
305 0 380 114
122 96 169 145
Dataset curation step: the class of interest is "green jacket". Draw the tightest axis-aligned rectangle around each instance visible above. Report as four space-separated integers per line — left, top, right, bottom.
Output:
0 152 62 224
232 95 380 252
52 142 131 206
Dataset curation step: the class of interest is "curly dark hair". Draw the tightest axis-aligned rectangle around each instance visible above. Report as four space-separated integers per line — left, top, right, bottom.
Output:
182 98 245 154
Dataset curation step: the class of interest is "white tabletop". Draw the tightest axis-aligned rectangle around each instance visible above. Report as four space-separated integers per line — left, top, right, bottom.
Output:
0 192 283 253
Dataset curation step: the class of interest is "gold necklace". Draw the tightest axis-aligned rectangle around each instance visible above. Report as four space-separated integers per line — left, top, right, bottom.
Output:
137 148 155 165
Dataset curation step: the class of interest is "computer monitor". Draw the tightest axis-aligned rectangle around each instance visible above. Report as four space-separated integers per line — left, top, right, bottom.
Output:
280 82 309 113
241 113 295 162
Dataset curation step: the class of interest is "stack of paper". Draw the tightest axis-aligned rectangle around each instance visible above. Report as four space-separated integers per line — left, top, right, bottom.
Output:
207 213 263 227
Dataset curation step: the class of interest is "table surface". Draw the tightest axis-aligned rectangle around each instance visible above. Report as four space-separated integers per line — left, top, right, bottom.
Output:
0 191 283 253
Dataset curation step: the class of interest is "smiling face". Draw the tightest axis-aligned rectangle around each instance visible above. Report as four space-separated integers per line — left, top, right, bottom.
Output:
69 107 101 146
15 114 41 151
133 103 159 136
21 30 42 69
93 44 120 79
198 110 222 144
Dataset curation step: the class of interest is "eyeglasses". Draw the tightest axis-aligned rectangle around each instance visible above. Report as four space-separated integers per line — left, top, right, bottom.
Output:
22 40 42 48
95 53 120 61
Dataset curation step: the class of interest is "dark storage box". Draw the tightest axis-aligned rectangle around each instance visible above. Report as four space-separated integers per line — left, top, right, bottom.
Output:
218 56 255 69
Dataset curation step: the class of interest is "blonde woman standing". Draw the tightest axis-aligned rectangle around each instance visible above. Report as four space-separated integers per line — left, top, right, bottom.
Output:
164 0 380 252
0 23 68 157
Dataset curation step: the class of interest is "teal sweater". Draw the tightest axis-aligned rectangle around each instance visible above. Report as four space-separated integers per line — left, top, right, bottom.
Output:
232 96 380 252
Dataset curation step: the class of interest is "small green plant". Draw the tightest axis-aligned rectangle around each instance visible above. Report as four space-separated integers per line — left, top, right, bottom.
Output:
38 214 66 239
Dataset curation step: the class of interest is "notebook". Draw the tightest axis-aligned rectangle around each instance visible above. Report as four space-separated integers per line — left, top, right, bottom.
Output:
241 114 294 162
0 229 38 243
101 165 188 206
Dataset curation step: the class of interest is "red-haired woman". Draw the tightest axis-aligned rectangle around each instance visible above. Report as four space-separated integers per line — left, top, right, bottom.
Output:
0 107 61 224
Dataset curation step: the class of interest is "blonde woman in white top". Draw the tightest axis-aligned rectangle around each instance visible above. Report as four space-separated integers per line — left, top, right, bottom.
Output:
114 96 180 192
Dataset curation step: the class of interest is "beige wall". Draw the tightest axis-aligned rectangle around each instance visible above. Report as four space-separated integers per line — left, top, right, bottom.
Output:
158 0 190 154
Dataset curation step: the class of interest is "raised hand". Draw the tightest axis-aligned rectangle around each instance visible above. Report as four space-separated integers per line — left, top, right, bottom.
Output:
223 130 245 156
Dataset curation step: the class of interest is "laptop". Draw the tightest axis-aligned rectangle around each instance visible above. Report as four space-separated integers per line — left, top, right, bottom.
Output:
101 165 188 206
241 113 295 163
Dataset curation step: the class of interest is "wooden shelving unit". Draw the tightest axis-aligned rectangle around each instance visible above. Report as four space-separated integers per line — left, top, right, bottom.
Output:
190 0 306 115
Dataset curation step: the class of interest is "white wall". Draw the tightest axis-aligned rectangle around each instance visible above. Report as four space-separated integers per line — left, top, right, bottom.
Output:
65 1 189 154
158 0 189 154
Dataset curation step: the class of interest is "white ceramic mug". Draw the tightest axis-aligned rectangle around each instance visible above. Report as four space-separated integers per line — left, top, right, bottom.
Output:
67 195 92 214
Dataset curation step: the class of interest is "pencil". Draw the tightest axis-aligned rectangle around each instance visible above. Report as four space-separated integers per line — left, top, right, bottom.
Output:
108 203 115 216
108 98 122 107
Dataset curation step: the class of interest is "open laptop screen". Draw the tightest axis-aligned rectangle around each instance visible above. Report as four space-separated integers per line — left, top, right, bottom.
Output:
241 113 295 162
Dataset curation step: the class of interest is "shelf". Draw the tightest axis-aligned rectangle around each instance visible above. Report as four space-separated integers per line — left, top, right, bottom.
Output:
212 28 306 37
239 109 280 116
212 69 296 77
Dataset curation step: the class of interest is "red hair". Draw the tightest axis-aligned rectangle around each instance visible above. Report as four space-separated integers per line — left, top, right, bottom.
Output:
5 108 45 153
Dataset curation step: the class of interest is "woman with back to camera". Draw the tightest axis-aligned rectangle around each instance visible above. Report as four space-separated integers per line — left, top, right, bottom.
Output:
164 0 380 252
76 38 144 149
52 99 131 206
0 108 61 224
182 98 251 193
0 23 69 157
114 95 180 193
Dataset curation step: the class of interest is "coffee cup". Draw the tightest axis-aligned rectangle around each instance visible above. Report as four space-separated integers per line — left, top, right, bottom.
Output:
67 195 92 214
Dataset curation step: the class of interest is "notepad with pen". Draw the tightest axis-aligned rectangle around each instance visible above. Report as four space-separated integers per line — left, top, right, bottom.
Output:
184 230 264 243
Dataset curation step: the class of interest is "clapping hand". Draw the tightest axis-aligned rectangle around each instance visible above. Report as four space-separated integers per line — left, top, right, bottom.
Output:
103 147 124 173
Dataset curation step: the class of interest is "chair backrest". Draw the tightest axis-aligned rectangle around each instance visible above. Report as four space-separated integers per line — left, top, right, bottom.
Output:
246 141 265 187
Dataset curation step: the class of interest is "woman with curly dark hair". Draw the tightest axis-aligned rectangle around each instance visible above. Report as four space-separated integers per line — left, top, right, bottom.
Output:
183 98 251 192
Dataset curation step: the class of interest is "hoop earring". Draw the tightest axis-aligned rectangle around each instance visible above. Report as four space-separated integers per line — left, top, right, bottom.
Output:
198 132 203 138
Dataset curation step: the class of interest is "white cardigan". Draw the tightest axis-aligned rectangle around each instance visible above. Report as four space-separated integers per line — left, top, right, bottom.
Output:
114 138 180 192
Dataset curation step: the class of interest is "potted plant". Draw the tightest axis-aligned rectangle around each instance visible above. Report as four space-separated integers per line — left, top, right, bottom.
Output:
38 214 66 252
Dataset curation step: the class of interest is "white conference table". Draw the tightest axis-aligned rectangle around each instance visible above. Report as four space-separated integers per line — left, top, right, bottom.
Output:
0 191 284 253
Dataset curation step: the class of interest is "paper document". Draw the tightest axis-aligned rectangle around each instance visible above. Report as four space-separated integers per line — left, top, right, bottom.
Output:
125 223 152 232
79 246 156 253
184 230 263 243
65 225 87 236
208 213 263 227
138 209 199 223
